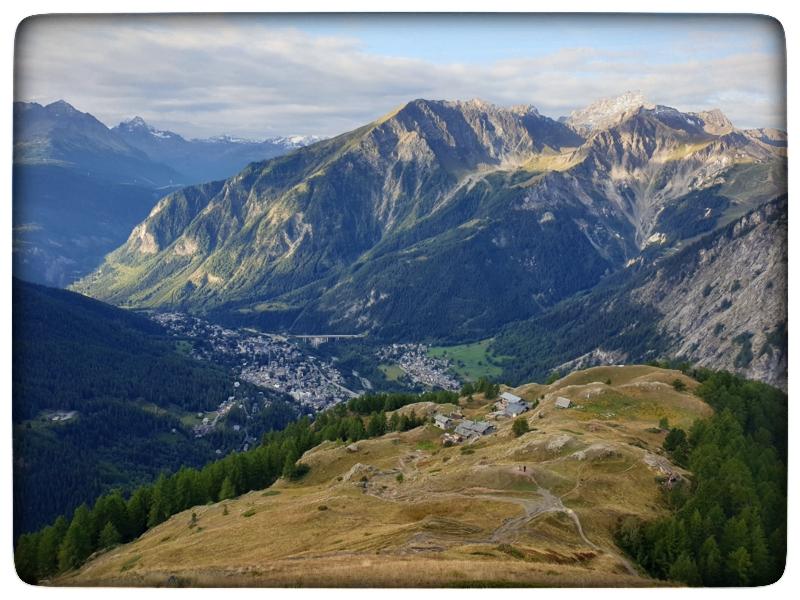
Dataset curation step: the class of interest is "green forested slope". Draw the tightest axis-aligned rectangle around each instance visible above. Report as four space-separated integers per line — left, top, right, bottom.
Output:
13 279 298 536
616 369 787 586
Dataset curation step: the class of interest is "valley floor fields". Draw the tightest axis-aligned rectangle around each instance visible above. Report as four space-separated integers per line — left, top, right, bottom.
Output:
427 339 507 382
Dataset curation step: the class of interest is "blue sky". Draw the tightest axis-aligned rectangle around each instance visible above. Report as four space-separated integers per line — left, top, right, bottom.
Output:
288 14 780 64
15 14 785 138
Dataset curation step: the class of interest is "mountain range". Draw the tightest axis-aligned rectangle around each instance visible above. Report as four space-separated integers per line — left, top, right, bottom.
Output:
111 115 323 183
13 100 320 287
71 93 787 386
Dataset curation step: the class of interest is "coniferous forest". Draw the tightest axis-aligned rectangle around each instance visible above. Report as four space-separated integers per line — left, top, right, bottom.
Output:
615 369 787 586
12 279 298 536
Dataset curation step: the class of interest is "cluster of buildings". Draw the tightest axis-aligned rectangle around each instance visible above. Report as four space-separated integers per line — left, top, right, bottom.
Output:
431 390 547 445
192 394 242 437
375 343 460 391
433 410 495 444
151 312 357 412
240 360 356 410
45 410 77 423
190 382 263 453
493 392 532 418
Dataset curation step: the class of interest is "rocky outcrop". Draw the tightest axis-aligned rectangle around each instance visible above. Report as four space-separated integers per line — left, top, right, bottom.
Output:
635 198 787 388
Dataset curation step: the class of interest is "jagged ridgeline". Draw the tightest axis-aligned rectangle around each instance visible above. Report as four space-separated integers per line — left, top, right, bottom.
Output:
73 95 786 349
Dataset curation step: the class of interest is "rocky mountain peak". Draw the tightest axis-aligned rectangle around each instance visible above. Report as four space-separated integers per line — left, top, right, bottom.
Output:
45 99 81 116
694 108 734 135
566 90 654 135
121 115 150 130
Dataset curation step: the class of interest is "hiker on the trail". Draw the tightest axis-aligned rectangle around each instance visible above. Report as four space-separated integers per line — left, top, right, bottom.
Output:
523 465 527 472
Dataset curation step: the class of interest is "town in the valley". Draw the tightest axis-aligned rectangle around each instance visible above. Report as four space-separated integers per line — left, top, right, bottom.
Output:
151 312 463 437
375 343 461 391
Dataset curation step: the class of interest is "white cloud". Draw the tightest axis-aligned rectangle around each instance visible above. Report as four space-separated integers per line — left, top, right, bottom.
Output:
14 15 786 138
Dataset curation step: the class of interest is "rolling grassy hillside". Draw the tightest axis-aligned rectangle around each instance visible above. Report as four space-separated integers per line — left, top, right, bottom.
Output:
58 366 712 587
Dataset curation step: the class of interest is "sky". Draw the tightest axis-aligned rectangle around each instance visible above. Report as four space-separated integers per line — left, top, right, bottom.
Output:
14 14 786 139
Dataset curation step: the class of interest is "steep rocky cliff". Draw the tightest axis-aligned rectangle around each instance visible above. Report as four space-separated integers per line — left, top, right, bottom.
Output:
493 197 787 389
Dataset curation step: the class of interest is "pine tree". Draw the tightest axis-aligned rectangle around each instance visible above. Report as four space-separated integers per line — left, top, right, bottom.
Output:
348 417 366 441
35 516 68 580
721 516 749 557
36 516 69 579
699 536 723 586
126 486 152 539
367 412 385 437
389 412 400 431
687 509 704 554
14 531 40 584
58 504 93 572
175 468 197 512
98 522 121 549
669 552 701 585
512 417 530 437
229 454 247 494
147 474 173 528
726 547 752 585
218 476 236 501
103 490 132 542
743 511 771 584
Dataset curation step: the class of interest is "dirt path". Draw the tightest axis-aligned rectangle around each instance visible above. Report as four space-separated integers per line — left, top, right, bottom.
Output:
364 455 640 577
482 467 639 577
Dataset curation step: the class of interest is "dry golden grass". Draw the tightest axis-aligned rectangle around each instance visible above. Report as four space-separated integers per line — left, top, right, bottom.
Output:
57 366 708 588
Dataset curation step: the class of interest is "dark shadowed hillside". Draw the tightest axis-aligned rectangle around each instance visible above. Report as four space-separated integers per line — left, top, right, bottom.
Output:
12 279 298 537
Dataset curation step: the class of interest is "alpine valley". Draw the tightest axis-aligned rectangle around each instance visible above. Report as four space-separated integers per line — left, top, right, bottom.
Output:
13 91 789 588
72 92 787 388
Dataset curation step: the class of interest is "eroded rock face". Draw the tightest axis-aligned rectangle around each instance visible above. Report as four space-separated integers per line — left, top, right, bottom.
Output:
493 195 787 390
633 199 787 388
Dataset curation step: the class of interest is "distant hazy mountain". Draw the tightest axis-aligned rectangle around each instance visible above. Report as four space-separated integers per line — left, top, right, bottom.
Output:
112 115 324 183
74 93 786 385
13 100 318 287
14 100 180 185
